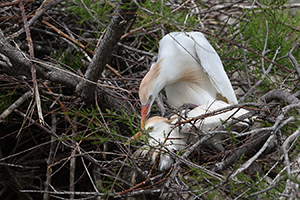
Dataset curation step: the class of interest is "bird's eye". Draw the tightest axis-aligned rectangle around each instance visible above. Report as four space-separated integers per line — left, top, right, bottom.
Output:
148 126 154 131
148 95 153 101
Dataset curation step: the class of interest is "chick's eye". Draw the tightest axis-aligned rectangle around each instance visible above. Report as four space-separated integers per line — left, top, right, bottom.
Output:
148 126 154 131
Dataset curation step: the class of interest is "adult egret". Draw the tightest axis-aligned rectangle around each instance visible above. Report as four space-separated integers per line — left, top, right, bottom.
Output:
134 100 249 170
139 32 237 128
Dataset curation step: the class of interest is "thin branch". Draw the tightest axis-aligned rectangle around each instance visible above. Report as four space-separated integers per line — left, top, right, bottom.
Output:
239 46 281 102
0 90 32 122
9 0 64 40
20 0 44 124
286 42 300 78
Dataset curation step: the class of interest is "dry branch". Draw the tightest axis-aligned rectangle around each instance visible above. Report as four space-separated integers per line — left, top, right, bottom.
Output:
0 90 32 122
0 0 299 199
0 27 133 113
75 0 138 102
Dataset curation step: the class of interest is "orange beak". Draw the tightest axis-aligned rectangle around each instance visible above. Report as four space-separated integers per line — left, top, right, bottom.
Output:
141 104 149 129
131 131 143 140
125 131 143 146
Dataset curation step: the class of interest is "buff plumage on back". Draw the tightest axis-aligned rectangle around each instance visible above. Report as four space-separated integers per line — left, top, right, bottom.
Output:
139 32 238 128
158 32 238 105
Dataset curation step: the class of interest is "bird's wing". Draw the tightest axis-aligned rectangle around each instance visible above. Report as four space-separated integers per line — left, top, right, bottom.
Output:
188 32 238 104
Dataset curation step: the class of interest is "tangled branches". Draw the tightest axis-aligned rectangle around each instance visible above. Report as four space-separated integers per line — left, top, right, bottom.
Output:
0 0 299 199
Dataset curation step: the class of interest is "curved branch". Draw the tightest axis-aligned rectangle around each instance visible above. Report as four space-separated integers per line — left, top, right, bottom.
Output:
260 89 300 114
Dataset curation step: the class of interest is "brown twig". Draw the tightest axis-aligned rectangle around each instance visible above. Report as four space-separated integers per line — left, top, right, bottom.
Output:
41 82 77 132
20 0 44 124
42 20 95 55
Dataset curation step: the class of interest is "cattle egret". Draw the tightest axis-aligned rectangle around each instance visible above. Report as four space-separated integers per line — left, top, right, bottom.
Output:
134 100 249 170
139 32 238 128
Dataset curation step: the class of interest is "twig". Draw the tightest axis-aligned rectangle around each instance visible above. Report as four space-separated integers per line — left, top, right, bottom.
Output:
69 119 77 199
43 112 57 200
0 0 20 8
198 29 292 73
78 149 101 195
286 42 300 78
230 134 275 179
79 0 105 27
120 19 158 40
0 162 38 169
260 89 300 114
240 33 251 90
41 82 77 132
280 127 300 199
0 90 32 122
20 0 44 124
132 0 154 15
261 20 269 74
199 2 300 14
118 42 156 57
239 46 281 102
42 20 94 56
282 128 300 175
9 0 64 39
20 189 105 196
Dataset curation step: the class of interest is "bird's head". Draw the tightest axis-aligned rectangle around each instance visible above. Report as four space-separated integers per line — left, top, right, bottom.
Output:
139 91 154 129
132 116 183 171
144 116 171 140
131 116 171 142
139 59 165 129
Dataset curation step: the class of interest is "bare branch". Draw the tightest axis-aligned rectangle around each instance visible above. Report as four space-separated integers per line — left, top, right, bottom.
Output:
76 0 138 102
0 90 32 122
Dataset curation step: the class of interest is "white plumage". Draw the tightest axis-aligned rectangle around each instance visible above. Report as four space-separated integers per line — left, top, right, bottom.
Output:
134 116 189 171
139 32 237 128
134 101 249 170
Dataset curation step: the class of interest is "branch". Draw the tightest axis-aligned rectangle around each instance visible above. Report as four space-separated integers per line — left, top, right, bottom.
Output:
20 0 44 124
260 89 300 114
0 27 133 113
0 29 80 88
198 29 293 73
0 90 32 123
75 0 138 102
9 0 64 40
286 42 300 78
239 46 280 103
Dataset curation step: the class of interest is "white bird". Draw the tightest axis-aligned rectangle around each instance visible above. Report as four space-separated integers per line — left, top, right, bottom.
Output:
134 100 249 170
139 32 238 128
134 116 190 171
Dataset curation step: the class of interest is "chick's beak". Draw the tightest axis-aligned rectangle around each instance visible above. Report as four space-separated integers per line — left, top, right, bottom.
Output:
125 131 143 146
131 131 143 140
141 104 149 129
